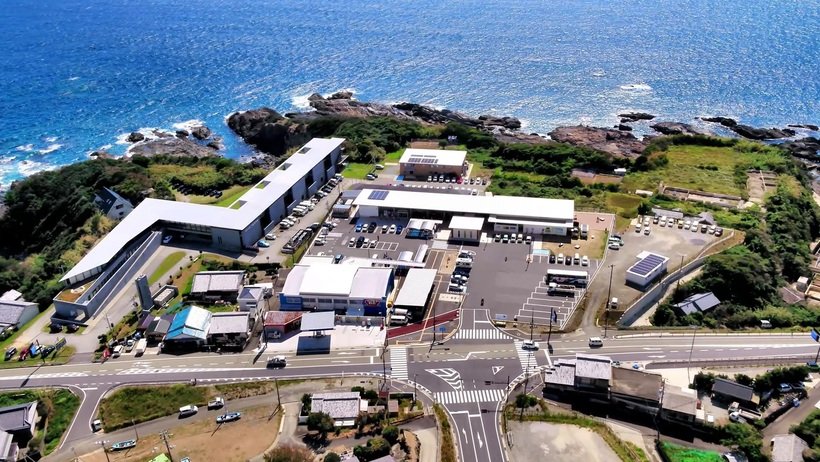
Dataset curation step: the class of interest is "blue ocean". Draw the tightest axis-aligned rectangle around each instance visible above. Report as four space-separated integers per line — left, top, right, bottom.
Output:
1 0 819 187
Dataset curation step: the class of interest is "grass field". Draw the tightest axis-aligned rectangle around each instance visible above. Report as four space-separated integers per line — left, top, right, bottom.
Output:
622 144 787 196
149 251 186 284
341 163 375 179
0 388 80 454
100 384 209 431
213 185 252 207
384 149 404 163
658 442 722 462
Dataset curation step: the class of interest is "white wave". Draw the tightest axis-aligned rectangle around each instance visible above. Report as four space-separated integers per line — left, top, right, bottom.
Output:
38 143 63 154
100 144 113 150
591 70 606 77
0 156 16 164
15 144 34 152
619 83 653 91
518 119 531 130
291 93 314 110
17 159 58 176
68 76 79 81
171 119 205 132
44 136 58 142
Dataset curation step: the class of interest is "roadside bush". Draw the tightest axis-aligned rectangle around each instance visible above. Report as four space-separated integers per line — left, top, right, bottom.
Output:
353 436 390 461
382 425 399 444
515 393 538 408
323 453 342 462
264 444 314 462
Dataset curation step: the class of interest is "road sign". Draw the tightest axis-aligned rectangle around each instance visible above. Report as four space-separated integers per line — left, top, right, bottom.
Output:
492 366 504 375
439 326 446 333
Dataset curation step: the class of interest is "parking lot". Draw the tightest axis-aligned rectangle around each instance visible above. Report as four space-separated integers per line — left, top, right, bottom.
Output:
603 216 724 311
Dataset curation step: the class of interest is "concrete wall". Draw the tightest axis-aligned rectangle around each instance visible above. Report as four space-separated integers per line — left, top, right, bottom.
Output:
357 205 380 217
241 220 263 248
15 304 39 328
211 227 242 250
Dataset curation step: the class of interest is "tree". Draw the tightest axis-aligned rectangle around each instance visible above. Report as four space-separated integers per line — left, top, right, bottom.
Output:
353 436 391 461
323 453 342 462
264 444 314 462
734 374 754 388
382 425 399 445
307 412 335 439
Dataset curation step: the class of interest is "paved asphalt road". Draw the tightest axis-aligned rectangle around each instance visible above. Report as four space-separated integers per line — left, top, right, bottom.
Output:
1 317 818 462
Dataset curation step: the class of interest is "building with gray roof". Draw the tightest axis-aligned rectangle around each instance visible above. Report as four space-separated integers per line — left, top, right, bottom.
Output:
673 292 721 316
0 402 37 442
94 186 134 220
0 300 38 330
280 263 395 316
207 312 251 348
771 434 809 462
190 271 245 302
310 392 366 426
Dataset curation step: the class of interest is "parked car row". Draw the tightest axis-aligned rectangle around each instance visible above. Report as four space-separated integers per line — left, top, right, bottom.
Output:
643 215 725 237
425 174 488 186
549 252 589 266
355 222 404 235
449 263 472 293
493 233 532 244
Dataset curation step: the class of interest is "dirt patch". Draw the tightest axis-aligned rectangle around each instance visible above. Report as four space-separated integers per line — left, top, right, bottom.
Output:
746 170 779 205
507 421 620 462
409 141 441 149
81 405 281 462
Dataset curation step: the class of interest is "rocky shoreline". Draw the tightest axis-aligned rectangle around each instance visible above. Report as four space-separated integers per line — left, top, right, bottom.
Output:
102 92 818 163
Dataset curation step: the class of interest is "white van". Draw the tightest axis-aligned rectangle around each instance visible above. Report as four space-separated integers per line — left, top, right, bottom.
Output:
178 405 198 417
390 315 408 326
112 345 124 358
556 253 565 264
292 206 307 217
393 308 409 317
588 337 603 348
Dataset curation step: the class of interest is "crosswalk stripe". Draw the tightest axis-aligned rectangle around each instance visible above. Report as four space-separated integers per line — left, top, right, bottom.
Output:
453 329 511 340
513 341 539 374
436 389 505 405
390 346 409 381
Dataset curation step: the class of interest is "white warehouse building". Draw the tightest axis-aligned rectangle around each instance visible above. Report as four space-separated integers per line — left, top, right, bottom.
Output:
353 188 574 236
625 251 669 288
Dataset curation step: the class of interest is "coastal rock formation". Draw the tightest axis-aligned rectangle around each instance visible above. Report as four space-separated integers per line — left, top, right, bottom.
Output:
618 112 655 123
227 107 310 156
191 125 211 140
616 124 633 131
731 125 793 140
478 115 522 130
650 122 703 136
175 129 189 138
127 132 145 143
780 137 820 159
328 90 354 100
548 126 647 158
128 136 219 159
89 150 114 159
788 124 820 131
701 116 737 127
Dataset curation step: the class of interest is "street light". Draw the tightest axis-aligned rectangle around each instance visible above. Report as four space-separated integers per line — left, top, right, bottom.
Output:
686 325 698 386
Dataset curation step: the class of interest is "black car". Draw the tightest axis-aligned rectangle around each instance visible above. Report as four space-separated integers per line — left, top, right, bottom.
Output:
4 347 17 361
368 223 377 232
549 254 556 264
40 345 56 358
356 236 365 248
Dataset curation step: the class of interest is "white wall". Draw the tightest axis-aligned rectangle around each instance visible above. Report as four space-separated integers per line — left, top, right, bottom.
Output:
357 205 381 218
452 229 479 241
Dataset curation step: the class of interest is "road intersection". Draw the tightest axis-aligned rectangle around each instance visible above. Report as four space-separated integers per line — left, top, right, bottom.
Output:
1 306 818 462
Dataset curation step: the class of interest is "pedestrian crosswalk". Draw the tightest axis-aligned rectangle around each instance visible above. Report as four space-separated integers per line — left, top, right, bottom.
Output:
513 340 538 374
436 388 506 405
453 329 511 340
390 346 409 381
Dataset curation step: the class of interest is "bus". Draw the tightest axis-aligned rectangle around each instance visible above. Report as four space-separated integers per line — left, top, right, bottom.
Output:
545 269 589 288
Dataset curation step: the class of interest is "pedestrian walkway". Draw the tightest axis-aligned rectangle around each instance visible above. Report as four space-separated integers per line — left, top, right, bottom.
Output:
513 340 538 374
425 368 463 391
452 329 511 340
436 388 505 405
390 346 409 381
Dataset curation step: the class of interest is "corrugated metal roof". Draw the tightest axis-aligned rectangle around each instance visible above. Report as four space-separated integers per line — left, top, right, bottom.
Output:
394 269 437 307
208 312 249 334
191 271 244 293
448 215 485 231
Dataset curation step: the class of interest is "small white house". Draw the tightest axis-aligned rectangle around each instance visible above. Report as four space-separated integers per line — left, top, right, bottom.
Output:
237 286 266 320
0 300 39 331
93 187 134 220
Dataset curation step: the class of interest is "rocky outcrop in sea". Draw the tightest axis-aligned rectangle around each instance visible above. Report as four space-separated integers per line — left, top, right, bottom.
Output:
547 126 647 158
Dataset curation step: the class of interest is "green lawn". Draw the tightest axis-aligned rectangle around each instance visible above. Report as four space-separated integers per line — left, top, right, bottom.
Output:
213 185 252 207
0 346 75 370
0 389 80 455
99 384 209 431
622 144 787 196
658 442 723 462
384 149 404 163
342 163 375 179
149 251 186 284
202 304 237 313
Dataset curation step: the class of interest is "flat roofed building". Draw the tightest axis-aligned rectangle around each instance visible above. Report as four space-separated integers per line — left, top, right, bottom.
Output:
448 216 485 241
280 264 394 316
625 251 669 288
263 311 302 340
61 138 344 286
771 434 809 462
661 385 698 425
207 312 251 348
190 271 244 302
574 354 612 394
544 359 577 394
610 367 663 413
393 268 437 312
399 148 466 179
354 188 573 236
310 392 367 426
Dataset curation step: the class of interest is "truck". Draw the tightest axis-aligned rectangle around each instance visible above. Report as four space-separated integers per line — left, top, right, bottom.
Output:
134 339 147 356
580 224 589 239
547 283 577 297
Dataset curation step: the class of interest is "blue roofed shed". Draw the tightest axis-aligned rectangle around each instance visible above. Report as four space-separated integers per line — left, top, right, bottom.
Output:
165 306 212 344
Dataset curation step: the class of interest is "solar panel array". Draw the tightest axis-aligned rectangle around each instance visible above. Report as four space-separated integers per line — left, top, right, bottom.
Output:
368 190 390 201
406 156 439 164
629 254 666 277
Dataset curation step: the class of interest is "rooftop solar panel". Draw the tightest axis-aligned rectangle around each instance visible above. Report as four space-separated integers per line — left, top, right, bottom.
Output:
406 156 439 164
368 190 389 201
629 254 666 277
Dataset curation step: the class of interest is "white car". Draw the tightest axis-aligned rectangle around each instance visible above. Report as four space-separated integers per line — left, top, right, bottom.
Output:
265 233 276 240
179 405 198 417
522 340 539 350
348 238 356 247
581 256 589 266
388 224 397 233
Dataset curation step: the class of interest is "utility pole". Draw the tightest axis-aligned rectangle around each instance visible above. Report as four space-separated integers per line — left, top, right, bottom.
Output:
547 309 555 347
529 309 535 342
604 264 614 338
159 430 174 462
413 373 418 406
274 377 282 411
675 255 685 293
96 441 111 462
655 380 666 441
687 325 698 386
132 419 138 440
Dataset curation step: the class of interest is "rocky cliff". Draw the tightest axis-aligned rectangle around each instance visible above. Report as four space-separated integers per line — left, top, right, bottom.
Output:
547 126 648 158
